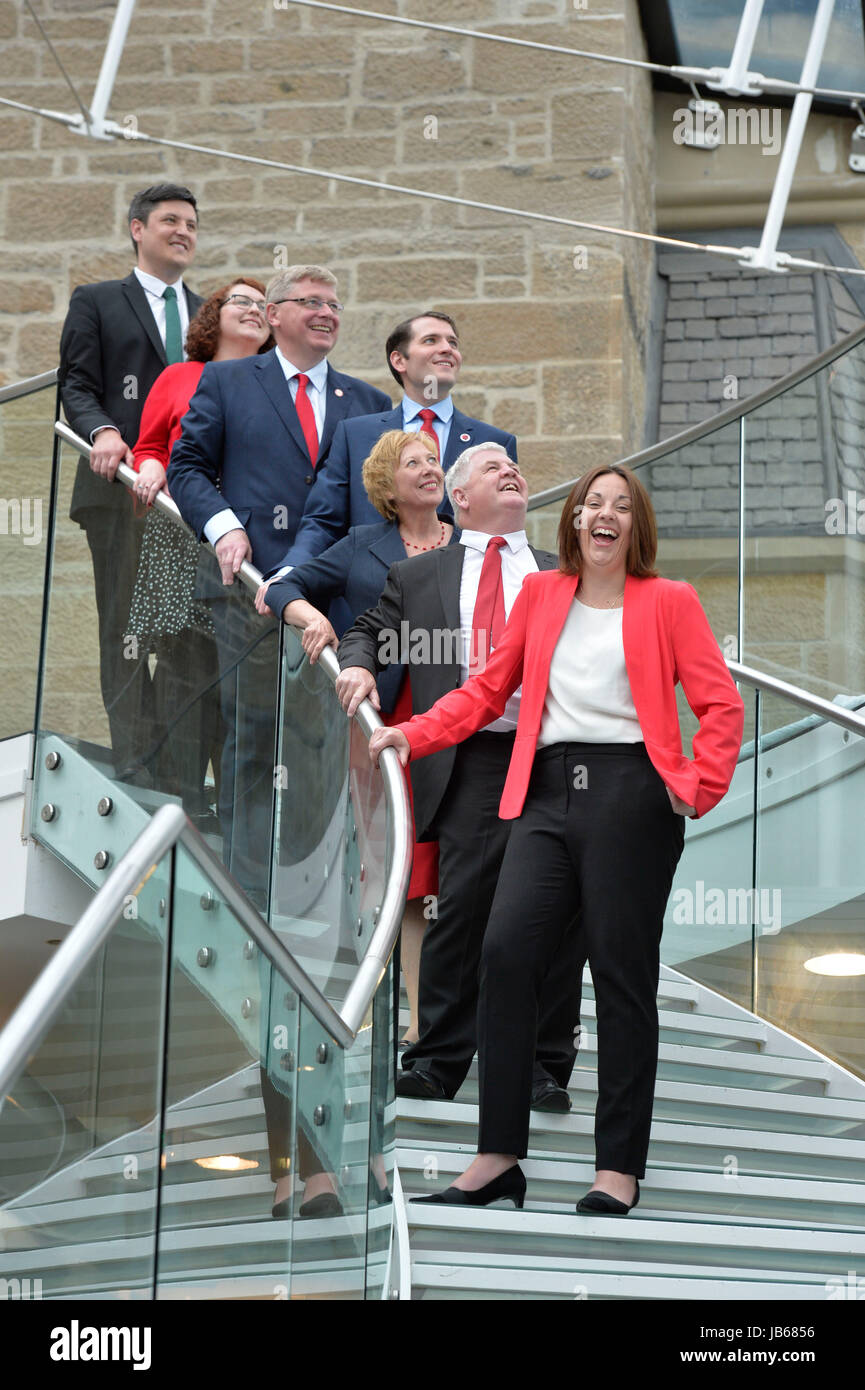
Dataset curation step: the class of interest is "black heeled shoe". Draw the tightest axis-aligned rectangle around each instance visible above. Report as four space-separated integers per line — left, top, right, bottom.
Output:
576 1179 639 1216
412 1164 526 1209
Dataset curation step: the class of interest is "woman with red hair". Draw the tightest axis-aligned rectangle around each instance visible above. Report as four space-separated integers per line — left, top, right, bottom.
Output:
127 278 272 819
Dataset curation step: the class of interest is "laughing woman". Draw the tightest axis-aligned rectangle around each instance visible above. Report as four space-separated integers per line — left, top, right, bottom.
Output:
369 464 743 1214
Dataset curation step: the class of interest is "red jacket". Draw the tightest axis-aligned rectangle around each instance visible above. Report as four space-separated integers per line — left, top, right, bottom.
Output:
397 570 744 821
132 361 205 471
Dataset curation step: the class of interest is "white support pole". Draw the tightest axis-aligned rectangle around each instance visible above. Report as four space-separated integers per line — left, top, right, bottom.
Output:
745 0 837 272
706 0 766 96
86 0 138 139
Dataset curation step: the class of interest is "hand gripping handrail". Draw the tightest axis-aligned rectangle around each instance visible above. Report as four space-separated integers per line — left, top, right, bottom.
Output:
46 420 412 1040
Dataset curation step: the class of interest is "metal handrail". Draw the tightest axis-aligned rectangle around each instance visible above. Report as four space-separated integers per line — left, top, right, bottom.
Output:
0 804 357 1101
49 420 412 1041
0 369 58 405
729 661 865 739
527 317 865 510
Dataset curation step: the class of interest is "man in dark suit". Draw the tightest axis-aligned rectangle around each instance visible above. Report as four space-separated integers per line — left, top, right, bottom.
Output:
58 182 201 780
167 265 391 902
270 310 516 584
336 444 581 1109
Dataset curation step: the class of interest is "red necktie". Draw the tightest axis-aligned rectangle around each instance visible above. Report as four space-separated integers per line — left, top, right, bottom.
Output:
418 408 440 459
294 373 319 466
470 537 506 674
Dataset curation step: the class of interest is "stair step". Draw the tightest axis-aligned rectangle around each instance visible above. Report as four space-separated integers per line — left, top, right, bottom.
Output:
406 1204 865 1278
395 1099 865 1181
396 1148 865 1227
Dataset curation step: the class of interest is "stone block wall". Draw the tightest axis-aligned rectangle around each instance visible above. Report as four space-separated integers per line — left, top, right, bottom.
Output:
0 0 656 494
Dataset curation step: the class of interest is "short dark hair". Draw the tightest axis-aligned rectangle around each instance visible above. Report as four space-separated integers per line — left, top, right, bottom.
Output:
557 465 658 578
128 183 198 254
385 310 459 387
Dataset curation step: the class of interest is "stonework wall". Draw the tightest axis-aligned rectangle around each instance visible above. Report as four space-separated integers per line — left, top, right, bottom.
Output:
0 0 656 494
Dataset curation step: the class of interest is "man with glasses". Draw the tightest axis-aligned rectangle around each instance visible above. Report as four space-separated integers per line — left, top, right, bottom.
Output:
168 265 390 578
167 264 390 905
58 182 202 784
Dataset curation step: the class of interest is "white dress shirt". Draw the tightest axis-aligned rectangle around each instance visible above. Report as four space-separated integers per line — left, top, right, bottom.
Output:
203 352 330 549
91 267 190 443
133 266 191 349
274 347 329 439
401 394 454 462
459 529 537 733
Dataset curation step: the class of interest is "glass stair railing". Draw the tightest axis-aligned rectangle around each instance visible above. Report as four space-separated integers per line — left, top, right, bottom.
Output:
0 371 57 745
0 401 411 1300
0 803 399 1301
527 318 865 702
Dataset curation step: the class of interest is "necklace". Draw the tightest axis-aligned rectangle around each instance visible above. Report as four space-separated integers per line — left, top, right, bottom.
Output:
401 520 447 552
577 587 625 609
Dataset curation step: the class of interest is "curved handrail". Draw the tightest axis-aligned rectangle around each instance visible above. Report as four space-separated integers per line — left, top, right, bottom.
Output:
527 317 865 510
0 803 359 1100
729 661 865 739
0 369 57 405
51 419 413 1043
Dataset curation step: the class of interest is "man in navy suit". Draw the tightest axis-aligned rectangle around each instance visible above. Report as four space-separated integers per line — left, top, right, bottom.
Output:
167 265 391 903
168 264 391 578
271 310 517 573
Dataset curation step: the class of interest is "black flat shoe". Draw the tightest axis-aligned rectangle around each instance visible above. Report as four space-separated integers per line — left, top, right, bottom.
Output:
271 1198 290 1220
576 1179 639 1216
395 1069 449 1101
298 1191 343 1219
412 1164 526 1210
531 1079 572 1113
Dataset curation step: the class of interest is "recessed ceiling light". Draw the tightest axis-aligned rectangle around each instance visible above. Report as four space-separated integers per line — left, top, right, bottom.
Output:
803 953 865 977
194 1155 259 1172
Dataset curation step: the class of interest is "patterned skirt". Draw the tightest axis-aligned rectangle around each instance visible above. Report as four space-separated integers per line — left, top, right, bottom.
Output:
128 507 215 643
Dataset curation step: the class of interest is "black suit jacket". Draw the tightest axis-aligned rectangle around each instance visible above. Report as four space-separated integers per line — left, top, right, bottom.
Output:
338 541 558 838
58 271 203 520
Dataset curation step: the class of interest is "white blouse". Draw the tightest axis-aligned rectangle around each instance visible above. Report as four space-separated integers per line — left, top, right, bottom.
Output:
537 599 643 746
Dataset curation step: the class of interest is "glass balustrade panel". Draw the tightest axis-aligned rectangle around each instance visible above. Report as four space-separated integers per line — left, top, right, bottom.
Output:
661 684 757 1015
754 690 865 1081
32 438 280 910
0 848 172 1300
154 841 296 1300
743 338 865 700
271 627 390 1016
0 383 56 741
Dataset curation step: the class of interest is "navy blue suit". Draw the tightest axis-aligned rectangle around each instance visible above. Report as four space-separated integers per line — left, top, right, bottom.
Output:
280 405 517 569
165 350 390 904
167 349 391 575
265 522 461 713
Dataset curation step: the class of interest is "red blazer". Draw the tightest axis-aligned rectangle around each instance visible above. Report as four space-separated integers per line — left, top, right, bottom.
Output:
397 570 744 821
132 361 204 471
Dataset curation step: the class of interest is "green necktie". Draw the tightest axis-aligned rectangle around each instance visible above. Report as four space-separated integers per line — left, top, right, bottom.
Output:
162 285 183 364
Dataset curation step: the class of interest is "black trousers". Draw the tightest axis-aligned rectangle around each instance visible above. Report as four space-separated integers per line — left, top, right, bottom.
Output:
209 596 279 908
403 732 583 1098
79 506 156 776
477 742 685 1176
